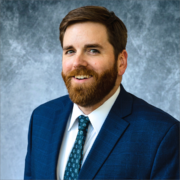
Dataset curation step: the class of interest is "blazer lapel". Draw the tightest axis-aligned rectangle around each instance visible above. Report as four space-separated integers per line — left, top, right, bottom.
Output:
44 97 73 178
78 84 133 179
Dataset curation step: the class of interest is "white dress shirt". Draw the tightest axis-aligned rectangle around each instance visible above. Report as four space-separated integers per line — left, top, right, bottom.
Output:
57 86 120 180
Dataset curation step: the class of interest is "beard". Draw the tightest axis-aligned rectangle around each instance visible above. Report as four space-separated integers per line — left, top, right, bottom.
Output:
61 62 118 107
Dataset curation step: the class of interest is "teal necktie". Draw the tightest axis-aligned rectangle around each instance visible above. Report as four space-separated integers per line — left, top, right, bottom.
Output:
64 115 90 180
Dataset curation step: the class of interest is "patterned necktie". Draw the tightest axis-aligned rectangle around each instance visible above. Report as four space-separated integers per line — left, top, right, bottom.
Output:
64 115 90 180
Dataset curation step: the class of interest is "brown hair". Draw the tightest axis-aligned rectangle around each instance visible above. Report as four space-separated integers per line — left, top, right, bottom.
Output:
59 6 127 60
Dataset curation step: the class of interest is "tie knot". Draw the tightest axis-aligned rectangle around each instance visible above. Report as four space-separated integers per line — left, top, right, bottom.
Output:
78 115 90 131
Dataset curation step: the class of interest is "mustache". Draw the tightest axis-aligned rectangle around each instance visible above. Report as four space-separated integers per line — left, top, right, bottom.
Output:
65 67 98 79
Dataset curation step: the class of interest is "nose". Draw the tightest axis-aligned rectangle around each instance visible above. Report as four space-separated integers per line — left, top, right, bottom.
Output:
73 52 88 68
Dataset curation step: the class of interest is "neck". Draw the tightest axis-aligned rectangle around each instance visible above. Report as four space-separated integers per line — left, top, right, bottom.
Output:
77 83 120 115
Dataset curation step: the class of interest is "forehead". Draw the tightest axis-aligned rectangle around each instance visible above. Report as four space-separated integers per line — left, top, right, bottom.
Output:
63 22 109 47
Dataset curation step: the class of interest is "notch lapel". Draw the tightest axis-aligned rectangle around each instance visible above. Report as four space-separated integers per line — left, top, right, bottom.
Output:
78 84 133 179
42 97 73 179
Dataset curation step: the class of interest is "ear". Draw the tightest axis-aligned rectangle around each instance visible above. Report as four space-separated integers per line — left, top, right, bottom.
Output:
117 50 128 76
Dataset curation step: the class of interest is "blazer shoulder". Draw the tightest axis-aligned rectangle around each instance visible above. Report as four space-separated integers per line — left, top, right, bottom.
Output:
130 93 179 125
33 94 72 115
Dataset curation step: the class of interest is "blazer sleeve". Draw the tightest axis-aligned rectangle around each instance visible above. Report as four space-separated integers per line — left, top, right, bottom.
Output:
24 112 34 179
150 122 179 179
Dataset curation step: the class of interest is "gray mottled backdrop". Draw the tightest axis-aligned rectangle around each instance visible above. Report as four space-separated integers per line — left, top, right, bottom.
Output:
0 0 179 179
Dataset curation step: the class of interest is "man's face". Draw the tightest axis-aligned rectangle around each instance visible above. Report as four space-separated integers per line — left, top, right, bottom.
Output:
61 22 118 107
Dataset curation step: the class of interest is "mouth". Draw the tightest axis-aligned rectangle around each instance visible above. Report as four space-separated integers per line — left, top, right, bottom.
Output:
73 75 92 80
71 75 93 83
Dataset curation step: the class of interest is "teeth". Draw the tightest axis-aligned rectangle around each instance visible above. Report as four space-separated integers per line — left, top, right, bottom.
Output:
75 75 91 79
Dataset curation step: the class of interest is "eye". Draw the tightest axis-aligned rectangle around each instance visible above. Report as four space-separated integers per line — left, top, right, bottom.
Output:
88 49 100 54
65 50 74 54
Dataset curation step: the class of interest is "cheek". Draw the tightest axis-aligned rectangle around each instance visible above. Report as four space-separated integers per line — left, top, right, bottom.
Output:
91 60 111 73
62 59 72 73
91 61 101 70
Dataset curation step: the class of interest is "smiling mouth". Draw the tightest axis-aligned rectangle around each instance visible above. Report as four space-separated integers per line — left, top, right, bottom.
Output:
74 75 92 80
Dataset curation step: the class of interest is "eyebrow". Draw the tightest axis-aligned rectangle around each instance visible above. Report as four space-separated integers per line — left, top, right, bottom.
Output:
63 43 103 51
63 45 74 51
84 44 103 49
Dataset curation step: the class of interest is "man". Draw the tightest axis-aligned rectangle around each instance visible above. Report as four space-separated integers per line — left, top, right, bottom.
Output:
24 6 179 179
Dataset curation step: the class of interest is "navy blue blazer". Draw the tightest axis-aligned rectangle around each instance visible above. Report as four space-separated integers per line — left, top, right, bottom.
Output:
24 84 179 179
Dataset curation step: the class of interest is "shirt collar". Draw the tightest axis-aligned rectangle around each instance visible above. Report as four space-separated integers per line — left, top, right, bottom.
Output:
68 86 120 134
